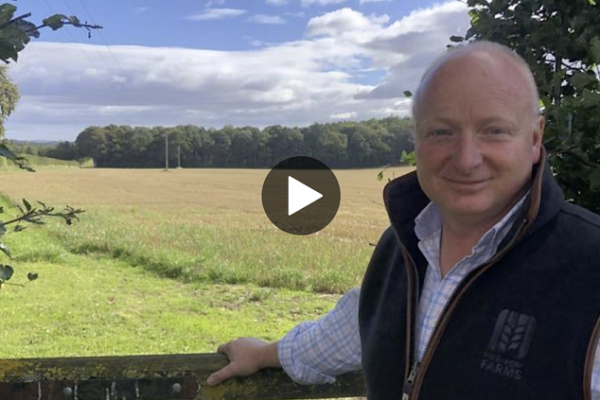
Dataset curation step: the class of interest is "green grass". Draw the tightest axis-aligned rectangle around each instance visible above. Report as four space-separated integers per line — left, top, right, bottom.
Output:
0 168 401 294
0 167 408 358
0 154 93 169
0 196 339 358
45 209 370 293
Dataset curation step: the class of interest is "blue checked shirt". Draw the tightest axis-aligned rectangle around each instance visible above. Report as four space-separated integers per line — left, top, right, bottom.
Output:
278 198 600 399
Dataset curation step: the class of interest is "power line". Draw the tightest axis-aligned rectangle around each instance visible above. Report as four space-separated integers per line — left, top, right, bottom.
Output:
60 0 117 74
40 0 103 72
76 0 127 78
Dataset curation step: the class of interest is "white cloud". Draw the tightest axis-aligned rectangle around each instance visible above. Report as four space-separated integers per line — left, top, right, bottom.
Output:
285 11 306 18
266 0 291 5
249 39 266 47
249 14 287 25
306 8 389 38
133 7 149 14
206 0 227 6
302 0 349 6
186 8 246 21
357 1 470 99
359 0 391 3
330 111 357 120
5 2 472 141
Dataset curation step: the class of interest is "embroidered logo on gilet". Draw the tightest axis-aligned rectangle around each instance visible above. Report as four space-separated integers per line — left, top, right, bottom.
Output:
480 309 536 380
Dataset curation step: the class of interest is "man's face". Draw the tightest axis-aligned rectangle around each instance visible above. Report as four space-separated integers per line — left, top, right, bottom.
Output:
414 52 544 227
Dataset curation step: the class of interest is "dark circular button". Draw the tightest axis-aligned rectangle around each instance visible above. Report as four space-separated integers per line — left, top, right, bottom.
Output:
261 156 341 235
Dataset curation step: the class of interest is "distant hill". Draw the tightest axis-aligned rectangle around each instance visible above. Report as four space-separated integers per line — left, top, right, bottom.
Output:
8 139 62 146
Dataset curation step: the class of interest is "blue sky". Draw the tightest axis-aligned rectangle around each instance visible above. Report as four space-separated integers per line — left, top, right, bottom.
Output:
6 0 471 141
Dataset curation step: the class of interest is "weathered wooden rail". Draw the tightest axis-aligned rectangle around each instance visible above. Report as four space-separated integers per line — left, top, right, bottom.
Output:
0 353 365 400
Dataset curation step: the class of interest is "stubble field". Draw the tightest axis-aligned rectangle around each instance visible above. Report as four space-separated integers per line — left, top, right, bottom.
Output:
0 166 411 358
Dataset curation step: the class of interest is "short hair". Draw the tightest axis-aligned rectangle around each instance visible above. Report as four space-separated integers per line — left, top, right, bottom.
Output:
411 41 540 124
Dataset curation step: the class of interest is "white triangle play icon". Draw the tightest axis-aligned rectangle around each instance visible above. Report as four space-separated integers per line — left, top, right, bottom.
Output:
288 176 323 216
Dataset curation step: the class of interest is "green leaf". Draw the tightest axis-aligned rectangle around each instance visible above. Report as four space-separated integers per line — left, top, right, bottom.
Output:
468 9 480 24
27 272 38 282
0 243 11 258
0 144 24 162
580 89 600 108
22 198 32 212
591 37 600 64
590 168 600 190
0 4 16 25
403 91 412 98
401 150 417 166
0 144 34 171
42 14 66 30
570 72 597 90
68 16 81 26
0 264 14 281
588 0 597 5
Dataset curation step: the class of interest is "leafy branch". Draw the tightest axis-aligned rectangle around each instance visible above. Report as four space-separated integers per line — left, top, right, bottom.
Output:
27 13 102 36
0 198 85 290
0 2 92 291
0 3 102 63
1 142 33 171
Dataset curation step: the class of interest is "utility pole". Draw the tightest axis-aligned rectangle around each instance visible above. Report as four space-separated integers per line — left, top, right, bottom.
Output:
164 132 169 171
177 145 181 169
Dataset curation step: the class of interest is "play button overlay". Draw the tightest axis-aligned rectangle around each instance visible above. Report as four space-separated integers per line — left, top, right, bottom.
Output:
288 176 323 216
262 156 340 235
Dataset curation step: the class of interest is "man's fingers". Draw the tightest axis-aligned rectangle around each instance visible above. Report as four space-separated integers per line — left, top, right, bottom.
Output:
207 363 236 386
217 342 230 355
208 342 234 386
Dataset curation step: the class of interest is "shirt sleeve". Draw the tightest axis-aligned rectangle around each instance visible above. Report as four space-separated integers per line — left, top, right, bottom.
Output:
591 338 600 400
277 287 362 384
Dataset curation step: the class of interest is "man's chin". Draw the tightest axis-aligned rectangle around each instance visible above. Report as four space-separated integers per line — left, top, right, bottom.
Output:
441 199 496 219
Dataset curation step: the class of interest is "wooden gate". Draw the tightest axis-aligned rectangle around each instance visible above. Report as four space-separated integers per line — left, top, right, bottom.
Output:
0 353 365 399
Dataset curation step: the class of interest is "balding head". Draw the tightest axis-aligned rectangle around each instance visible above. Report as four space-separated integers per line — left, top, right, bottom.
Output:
412 41 540 129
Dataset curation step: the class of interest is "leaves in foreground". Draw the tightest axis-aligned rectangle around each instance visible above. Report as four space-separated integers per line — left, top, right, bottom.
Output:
0 199 84 288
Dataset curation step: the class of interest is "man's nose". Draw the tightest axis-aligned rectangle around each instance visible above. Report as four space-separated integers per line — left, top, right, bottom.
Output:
453 133 482 173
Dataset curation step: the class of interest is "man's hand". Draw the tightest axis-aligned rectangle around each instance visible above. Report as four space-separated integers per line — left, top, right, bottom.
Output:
206 338 281 385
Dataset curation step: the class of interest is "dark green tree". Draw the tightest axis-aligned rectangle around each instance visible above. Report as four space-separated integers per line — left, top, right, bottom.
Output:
75 126 107 167
230 128 257 168
303 124 347 167
0 66 19 138
211 127 233 167
265 125 304 164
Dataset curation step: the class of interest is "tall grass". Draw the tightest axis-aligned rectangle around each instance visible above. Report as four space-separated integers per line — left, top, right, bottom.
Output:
0 167 410 358
0 167 410 293
0 200 340 358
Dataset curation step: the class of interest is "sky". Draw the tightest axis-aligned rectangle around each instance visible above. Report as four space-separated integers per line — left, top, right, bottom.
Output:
5 0 471 141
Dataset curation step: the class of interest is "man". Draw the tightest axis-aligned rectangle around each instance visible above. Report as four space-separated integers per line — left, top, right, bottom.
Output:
207 41 600 399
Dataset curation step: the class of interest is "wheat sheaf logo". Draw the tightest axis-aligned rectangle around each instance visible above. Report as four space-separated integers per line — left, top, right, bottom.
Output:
488 309 536 359
480 310 536 380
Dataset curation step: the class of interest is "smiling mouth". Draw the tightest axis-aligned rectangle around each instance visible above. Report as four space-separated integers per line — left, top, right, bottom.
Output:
444 178 491 188
447 179 487 184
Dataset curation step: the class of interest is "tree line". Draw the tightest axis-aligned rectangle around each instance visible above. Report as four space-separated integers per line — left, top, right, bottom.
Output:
12 117 414 169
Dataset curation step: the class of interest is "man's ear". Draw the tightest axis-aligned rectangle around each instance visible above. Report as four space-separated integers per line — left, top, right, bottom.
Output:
532 115 545 163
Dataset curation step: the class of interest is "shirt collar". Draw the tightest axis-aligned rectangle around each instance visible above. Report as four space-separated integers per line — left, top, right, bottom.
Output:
415 192 530 252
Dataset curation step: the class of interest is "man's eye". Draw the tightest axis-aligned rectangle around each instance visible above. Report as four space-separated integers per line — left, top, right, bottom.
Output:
429 129 452 137
485 127 508 135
